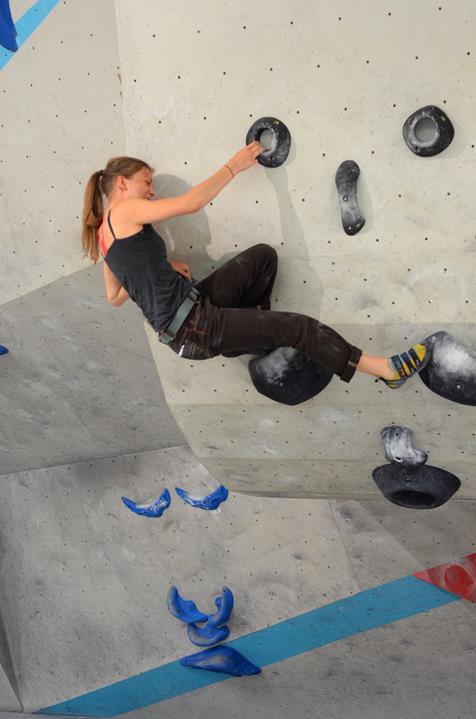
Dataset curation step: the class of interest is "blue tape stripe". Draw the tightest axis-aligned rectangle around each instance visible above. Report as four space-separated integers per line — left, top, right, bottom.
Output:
38 576 460 717
0 0 61 70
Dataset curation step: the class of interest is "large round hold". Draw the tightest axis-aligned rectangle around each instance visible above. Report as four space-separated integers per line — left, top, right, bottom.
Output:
419 330 476 405
249 346 333 405
402 105 454 157
372 463 461 509
246 117 291 167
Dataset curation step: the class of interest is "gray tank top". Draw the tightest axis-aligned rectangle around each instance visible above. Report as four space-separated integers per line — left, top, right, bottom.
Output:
102 211 193 332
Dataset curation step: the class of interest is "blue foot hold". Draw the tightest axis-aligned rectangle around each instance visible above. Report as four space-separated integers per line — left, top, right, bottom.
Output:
208 586 234 627
167 586 208 624
121 488 171 517
180 646 261 676
0 345 9 355
0 1 18 53
174 484 229 510
186 622 230 647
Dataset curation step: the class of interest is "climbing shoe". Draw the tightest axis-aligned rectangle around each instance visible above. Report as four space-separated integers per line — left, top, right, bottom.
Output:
380 342 430 389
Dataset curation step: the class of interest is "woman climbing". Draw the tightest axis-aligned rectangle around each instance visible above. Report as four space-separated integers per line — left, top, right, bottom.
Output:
81 142 429 389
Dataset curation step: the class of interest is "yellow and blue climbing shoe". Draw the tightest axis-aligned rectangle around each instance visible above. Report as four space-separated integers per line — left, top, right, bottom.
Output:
381 343 429 389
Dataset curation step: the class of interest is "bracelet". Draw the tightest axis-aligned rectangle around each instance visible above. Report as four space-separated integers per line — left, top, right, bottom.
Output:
225 163 235 178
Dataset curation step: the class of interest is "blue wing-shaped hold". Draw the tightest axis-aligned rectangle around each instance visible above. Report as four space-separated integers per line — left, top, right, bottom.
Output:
180 646 261 676
121 488 171 518
0 345 9 355
174 484 229 510
0 1 18 53
186 622 230 647
167 586 208 624
208 586 234 627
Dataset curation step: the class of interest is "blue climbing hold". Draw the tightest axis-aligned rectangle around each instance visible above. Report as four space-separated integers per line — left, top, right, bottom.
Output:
174 484 229 510
167 586 208 624
186 622 230 647
208 586 234 627
180 645 261 676
0 1 18 53
0 345 9 355
121 488 171 518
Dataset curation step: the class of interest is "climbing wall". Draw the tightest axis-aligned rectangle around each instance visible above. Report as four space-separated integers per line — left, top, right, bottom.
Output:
110 0 476 500
0 0 125 305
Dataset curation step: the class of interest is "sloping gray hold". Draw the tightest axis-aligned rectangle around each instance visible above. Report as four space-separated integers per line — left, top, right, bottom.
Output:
249 346 333 405
419 331 476 405
380 426 428 468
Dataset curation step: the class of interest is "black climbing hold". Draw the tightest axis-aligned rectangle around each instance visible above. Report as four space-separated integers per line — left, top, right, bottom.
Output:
380 426 428 468
335 160 365 235
419 331 476 406
249 346 333 405
245 116 291 168
372 463 461 509
402 105 454 157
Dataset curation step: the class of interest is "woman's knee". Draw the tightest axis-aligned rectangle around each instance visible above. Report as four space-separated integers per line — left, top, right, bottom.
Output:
251 243 278 264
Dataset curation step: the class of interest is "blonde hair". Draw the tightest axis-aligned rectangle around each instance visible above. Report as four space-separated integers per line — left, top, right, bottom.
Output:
81 156 153 263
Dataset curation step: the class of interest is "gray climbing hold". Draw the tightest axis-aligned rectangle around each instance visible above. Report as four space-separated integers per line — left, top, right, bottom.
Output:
335 160 365 235
419 331 476 405
180 645 261 676
249 346 333 405
403 105 454 157
380 426 428 467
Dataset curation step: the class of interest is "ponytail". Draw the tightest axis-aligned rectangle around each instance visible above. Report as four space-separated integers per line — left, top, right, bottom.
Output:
81 170 104 263
81 157 153 264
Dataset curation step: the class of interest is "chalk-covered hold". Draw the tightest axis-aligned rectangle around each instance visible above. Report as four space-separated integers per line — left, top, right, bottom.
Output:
246 117 291 168
249 346 333 405
380 426 428 467
121 488 171 518
419 330 476 405
174 484 229 510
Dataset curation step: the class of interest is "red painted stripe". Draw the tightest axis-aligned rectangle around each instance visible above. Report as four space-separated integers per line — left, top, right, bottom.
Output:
414 553 476 602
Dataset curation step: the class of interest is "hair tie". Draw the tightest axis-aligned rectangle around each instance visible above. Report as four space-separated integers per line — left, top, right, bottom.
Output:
98 169 104 176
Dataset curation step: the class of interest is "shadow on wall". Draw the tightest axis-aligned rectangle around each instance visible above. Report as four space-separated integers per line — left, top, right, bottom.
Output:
151 141 325 317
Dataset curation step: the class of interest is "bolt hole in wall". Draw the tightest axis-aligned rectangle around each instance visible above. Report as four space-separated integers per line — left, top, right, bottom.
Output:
414 117 438 143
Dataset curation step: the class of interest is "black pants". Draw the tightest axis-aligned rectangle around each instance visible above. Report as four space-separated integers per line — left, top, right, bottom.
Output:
169 244 362 382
